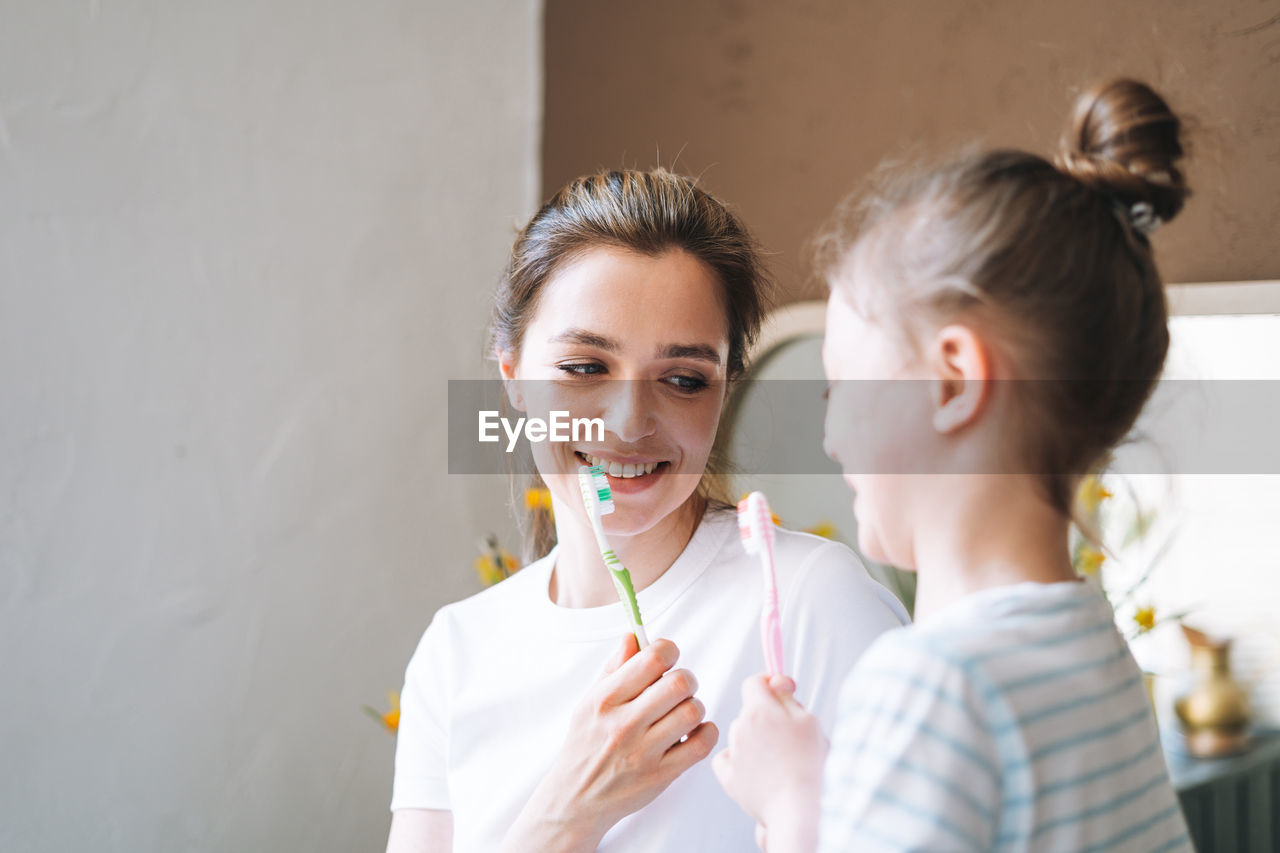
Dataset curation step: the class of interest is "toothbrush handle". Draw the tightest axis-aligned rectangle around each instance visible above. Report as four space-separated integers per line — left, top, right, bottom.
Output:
761 555 785 678
605 559 649 650
617 576 649 650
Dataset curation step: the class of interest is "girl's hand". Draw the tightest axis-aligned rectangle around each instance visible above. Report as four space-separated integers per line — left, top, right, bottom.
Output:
503 634 719 852
712 675 828 853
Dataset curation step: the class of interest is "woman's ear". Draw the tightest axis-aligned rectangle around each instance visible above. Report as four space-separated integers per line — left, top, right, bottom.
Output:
928 324 989 434
495 347 525 412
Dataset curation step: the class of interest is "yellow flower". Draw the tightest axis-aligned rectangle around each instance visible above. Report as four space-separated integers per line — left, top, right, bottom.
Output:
1077 476 1114 513
475 543 520 587
524 488 554 513
1076 545 1106 576
1133 606 1156 634
803 521 837 540
363 691 400 733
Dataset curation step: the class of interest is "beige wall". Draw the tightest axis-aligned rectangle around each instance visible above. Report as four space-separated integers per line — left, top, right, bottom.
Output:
545 0 1279 299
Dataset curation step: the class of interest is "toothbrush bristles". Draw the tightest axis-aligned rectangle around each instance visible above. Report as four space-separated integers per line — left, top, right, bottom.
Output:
738 492 775 554
579 464 615 515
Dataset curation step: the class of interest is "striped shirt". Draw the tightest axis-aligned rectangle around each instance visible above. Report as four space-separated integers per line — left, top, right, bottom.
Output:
820 581 1192 852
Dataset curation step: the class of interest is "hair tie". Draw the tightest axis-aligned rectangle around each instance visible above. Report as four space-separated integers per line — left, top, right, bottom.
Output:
1125 201 1162 236
1059 153 1164 238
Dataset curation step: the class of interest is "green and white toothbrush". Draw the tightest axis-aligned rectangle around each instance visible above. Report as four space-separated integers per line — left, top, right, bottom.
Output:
577 464 649 648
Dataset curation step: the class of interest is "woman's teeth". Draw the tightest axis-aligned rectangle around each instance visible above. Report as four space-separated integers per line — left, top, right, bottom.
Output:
582 454 659 478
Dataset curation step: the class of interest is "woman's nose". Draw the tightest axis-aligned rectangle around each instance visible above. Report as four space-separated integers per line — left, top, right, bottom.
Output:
604 380 657 443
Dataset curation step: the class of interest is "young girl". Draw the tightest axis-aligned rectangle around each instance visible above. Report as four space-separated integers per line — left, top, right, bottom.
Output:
714 80 1194 852
386 169 908 852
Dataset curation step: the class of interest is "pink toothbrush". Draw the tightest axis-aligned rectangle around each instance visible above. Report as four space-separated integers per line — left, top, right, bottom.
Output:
738 491 785 678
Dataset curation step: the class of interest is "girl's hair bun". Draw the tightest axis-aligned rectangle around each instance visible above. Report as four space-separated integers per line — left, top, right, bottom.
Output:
1056 79 1190 233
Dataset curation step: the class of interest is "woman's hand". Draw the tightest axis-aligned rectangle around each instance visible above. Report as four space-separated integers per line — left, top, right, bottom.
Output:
502 634 719 853
712 675 828 853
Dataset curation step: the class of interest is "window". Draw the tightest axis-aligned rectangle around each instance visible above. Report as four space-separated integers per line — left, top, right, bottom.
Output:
1110 281 1280 730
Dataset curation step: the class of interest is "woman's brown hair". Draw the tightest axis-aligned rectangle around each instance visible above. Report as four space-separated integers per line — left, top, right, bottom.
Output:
492 168 773 560
818 78 1190 517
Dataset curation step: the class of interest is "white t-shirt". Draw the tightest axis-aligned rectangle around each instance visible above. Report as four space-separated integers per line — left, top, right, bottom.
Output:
392 508 909 852
820 581 1192 853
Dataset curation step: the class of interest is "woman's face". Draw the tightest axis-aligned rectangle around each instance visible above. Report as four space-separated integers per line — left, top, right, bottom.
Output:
503 246 730 538
821 254 932 569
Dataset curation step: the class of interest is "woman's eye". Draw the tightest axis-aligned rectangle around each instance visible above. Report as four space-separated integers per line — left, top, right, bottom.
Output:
665 374 708 393
557 363 605 377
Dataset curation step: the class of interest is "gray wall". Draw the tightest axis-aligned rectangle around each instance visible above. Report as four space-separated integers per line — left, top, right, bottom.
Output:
0 2 540 849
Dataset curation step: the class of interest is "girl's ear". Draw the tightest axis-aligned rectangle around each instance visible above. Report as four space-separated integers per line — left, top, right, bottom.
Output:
495 347 525 412
928 324 990 434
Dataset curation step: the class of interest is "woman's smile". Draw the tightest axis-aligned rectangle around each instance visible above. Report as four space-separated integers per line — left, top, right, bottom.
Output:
575 450 668 479
574 450 672 495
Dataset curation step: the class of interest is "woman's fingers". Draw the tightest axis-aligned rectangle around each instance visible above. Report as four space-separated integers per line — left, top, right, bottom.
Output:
598 638 679 707
600 633 640 677
658 720 718 780
645 695 706 752
530 638 715 838
632 666 698 727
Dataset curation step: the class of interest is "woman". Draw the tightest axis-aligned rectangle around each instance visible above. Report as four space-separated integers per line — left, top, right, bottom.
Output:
387 169 908 852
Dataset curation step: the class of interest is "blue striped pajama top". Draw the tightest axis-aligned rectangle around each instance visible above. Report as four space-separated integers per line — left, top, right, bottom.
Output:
819 581 1192 852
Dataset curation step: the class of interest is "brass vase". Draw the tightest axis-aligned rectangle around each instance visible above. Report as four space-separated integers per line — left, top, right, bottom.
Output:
1174 624 1251 758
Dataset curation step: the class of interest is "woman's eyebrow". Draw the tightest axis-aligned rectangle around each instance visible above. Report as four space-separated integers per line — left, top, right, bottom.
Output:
660 343 721 366
548 330 721 366
549 328 618 351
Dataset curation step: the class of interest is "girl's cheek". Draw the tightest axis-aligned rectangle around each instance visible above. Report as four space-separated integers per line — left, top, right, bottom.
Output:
827 394 877 475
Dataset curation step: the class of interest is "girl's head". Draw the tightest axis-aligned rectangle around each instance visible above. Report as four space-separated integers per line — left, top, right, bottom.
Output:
492 169 771 556
819 79 1189 565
